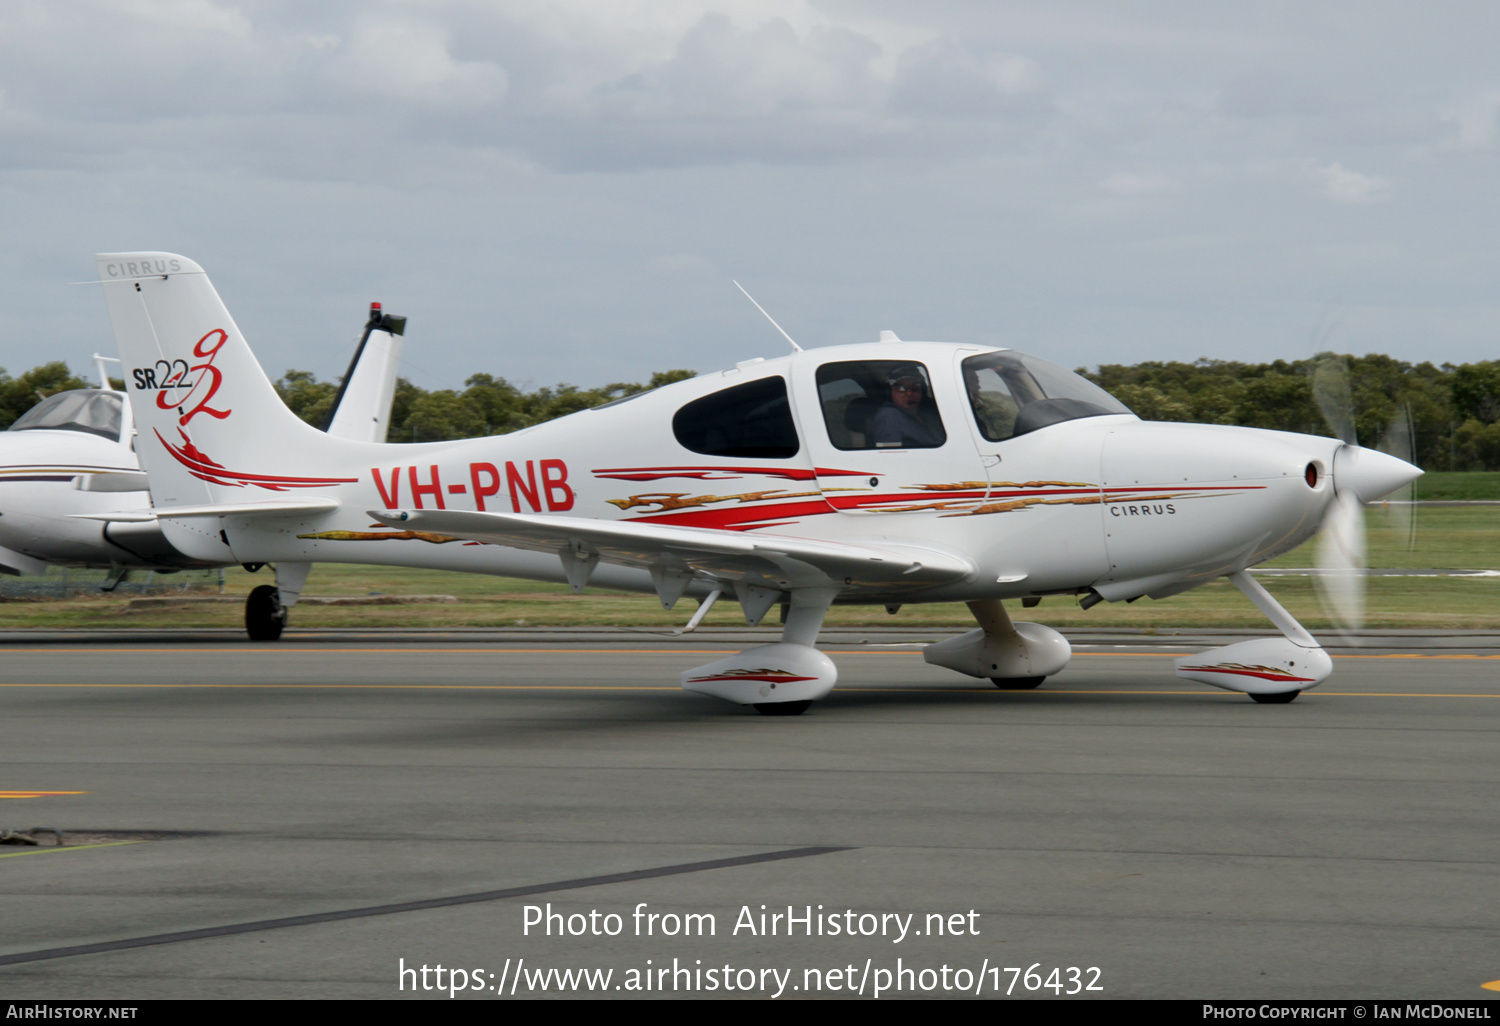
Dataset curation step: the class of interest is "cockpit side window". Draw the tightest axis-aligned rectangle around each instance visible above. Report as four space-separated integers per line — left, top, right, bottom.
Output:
963 352 1131 442
672 376 799 459
816 360 947 451
8 390 124 442
963 362 1024 442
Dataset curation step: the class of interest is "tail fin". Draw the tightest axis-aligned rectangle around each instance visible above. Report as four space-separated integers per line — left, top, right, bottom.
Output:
95 252 361 558
326 304 405 443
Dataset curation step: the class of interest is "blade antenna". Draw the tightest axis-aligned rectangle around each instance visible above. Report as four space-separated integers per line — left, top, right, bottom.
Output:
733 281 802 353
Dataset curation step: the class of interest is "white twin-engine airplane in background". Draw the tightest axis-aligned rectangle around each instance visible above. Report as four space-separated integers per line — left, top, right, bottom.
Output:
92 251 1421 714
0 292 405 639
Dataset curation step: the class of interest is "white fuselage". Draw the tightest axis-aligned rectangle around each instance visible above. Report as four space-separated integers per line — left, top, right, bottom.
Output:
164 341 1341 607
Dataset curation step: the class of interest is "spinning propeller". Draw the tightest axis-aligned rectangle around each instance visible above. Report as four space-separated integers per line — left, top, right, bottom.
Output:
1310 355 1421 630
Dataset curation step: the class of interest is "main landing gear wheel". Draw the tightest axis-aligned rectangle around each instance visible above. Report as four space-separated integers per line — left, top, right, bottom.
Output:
245 584 287 641
1249 690 1301 704
754 701 812 716
991 676 1045 690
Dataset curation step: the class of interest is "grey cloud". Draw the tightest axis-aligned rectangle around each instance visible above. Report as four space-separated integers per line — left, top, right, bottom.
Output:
608 14 882 117
888 38 1052 120
7 1 1500 391
1439 88 1500 149
1219 70 1332 119
0 2 1072 178
326 13 508 108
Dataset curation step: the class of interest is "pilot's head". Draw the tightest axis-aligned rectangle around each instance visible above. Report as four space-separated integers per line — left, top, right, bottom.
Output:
888 366 924 412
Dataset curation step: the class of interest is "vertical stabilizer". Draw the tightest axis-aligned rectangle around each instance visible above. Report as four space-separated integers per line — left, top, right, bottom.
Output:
95 252 349 560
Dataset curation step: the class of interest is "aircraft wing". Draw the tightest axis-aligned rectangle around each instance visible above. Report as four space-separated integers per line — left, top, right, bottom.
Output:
368 508 974 597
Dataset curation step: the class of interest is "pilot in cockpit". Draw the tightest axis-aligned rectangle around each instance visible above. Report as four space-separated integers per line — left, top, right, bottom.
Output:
869 365 945 448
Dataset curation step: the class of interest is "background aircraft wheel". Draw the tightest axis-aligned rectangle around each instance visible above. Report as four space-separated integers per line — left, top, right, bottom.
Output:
991 676 1045 689
754 701 812 716
245 584 286 641
1249 690 1301 704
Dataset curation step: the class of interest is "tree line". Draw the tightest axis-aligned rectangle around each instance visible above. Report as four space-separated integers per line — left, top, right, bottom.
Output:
1079 354 1500 471
1 354 1497 470
0 362 696 445
272 368 698 442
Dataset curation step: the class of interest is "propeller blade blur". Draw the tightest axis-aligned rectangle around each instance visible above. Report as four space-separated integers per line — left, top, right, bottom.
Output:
1315 487 1366 632
1377 404 1417 551
1312 354 1357 446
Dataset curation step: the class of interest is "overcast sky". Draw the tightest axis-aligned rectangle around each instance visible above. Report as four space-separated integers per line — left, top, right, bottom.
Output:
3 1 1499 394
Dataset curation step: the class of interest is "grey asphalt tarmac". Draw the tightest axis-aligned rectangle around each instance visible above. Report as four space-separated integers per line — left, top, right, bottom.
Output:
1 628 1498 1000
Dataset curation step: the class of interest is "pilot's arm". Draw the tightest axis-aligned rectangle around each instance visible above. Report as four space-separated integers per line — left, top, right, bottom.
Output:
869 405 944 447
868 404 908 447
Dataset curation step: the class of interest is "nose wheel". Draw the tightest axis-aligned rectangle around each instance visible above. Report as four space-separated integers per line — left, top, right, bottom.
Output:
754 701 812 716
991 676 1045 690
1249 690 1301 704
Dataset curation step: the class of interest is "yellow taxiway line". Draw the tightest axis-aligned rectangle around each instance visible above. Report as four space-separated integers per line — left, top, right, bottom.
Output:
0 841 142 859
0 683 1496 698
1 646 1498 660
0 791 87 799
0 647 717 655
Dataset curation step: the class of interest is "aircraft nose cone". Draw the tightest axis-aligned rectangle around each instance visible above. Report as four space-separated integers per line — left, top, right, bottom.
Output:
1333 445 1423 503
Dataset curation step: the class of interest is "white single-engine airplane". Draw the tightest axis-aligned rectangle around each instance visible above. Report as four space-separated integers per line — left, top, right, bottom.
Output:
91 251 1420 713
1 297 406 639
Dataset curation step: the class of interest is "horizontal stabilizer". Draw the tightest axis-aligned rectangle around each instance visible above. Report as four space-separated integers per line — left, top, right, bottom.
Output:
73 499 340 523
368 508 973 591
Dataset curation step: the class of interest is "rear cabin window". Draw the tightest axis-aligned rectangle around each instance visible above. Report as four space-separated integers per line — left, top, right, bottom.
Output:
672 376 799 459
816 361 947 451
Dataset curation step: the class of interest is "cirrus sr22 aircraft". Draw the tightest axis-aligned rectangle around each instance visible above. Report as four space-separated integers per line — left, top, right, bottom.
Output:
89 251 1421 714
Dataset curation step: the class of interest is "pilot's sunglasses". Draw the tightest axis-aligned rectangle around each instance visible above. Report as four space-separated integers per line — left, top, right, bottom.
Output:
893 383 923 392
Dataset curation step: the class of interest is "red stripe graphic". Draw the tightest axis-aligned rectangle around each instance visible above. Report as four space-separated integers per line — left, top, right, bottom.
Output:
594 465 871 482
618 481 1256 531
158 429 358 491
1178 665 1315 683
827 489 990 510
1104 485 1265 495
685 673 820 684
629 499 836 531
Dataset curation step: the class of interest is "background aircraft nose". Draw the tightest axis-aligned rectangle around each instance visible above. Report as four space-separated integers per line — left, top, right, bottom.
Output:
1332 445 1423 503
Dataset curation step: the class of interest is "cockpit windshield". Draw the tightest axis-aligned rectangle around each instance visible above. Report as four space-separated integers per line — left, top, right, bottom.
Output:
963 351 1132 442
8 390 125 442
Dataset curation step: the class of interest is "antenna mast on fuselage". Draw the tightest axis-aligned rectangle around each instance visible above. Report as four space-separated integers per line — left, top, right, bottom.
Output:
732 281 803 353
